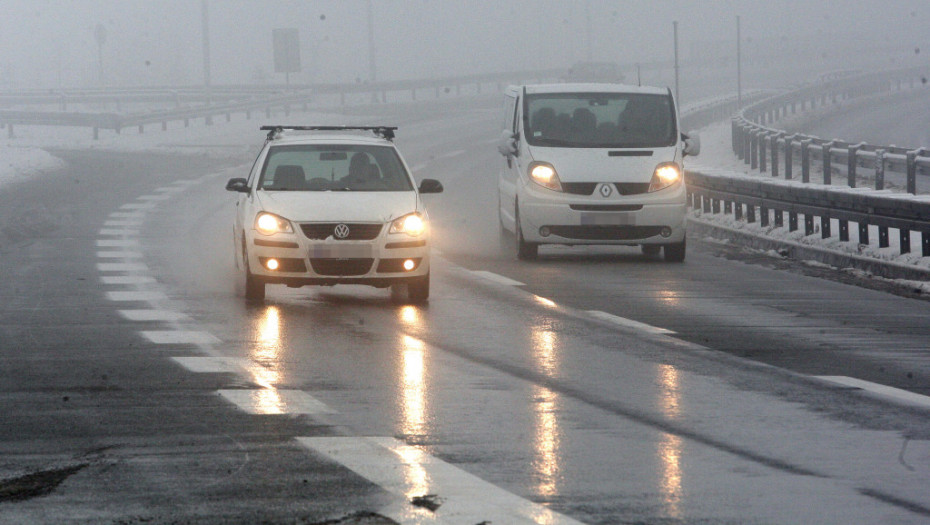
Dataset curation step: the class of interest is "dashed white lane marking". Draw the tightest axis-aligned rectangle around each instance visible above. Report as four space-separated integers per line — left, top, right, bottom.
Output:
106 291 168 302
120 202 156 210
102 275 157 285
119 309 190 322
97 262 149 272
586 310 676 335
816 376 930 409
471 270 525 286
141 330 222 345
219 389 336 415
103 220 142 227
98 229 140 236
96 239 140 248
137 194 171 201
97 251 143 259
297 437 586 525
172 356 250 373
109 212 146 219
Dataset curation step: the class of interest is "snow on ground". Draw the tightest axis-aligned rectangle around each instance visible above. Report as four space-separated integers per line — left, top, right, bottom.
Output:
688 118 930 279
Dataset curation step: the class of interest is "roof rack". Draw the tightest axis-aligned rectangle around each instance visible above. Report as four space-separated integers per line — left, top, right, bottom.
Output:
260 125 397 141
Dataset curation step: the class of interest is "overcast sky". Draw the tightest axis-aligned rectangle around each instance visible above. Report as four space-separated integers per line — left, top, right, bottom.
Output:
1 0 927 89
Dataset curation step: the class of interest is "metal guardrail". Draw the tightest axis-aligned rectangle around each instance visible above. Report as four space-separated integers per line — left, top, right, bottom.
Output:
688 68 930 259
0 69 564 139
730 68 930 194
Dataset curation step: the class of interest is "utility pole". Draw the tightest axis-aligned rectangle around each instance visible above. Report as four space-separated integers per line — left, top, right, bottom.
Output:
367 0 376 83
673 21 680 105
737 15 742 110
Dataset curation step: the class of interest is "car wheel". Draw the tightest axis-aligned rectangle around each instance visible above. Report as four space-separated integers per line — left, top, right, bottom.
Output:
515 204 538 260
242 241 265 301
641 245 661 257
663 239 686 263
407 272 430 303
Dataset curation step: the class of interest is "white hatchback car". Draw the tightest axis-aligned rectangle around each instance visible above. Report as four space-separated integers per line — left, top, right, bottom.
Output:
226 126 443 303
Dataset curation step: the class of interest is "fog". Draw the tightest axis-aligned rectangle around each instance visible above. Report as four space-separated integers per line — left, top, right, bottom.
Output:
1 0 927 90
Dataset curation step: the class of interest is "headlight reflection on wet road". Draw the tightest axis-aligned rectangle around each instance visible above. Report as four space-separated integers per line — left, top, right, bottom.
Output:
658 364 683 518
245 305 285 413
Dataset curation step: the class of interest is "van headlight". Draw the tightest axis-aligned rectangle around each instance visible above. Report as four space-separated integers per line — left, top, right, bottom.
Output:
528 162 563 192
254 212 293 235
390 212 426 237
648 162 682 192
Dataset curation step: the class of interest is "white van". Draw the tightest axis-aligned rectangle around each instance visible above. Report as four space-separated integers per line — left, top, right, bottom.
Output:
497 83 700 261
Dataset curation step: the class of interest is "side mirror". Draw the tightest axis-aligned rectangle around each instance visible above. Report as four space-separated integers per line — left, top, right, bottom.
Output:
496 130 518 157
418 178 444 194
225 177 250 193
682 132 701 157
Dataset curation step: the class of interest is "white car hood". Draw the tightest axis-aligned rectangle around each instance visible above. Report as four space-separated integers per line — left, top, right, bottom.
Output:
528 145 678 183
256 190 419 223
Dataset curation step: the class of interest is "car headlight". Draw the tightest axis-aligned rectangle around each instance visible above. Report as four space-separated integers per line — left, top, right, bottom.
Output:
648 162 682 192
254 212 293 236
528 161 562 192
389 212 426 237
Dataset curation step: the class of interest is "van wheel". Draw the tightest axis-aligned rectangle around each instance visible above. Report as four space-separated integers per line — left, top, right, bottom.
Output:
515 205 538 260
663 239 686 262
641 245 661 257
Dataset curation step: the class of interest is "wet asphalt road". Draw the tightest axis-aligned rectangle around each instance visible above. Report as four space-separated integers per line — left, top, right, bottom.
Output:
2 99 930 524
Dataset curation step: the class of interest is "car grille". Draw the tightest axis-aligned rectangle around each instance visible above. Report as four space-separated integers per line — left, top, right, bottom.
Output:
559 183 650 196
309 258 373 276
300 223 383 240
546 225 664 240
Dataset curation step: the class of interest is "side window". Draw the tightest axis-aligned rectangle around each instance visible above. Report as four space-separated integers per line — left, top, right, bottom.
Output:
502 95 517 133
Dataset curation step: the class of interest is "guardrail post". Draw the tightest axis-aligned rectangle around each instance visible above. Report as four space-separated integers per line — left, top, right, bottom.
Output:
759 133 767 172
821 214 831 239
839 220 849 242
774 208 783 228
731 119 738 155
822 141 833 185
743 127 752 164
879 224 890 248
923 232 930 257
801 140 811 183
162 121 167 131
138 124 144 134
906 150 918 194
789 209 798 232
874 149 885 190
804 211 814 236
734 200 743 221
784 135 794 179
900 229 911 254
858 221 870 245
847 143 862 188
772 133 781 177
750 131 759 169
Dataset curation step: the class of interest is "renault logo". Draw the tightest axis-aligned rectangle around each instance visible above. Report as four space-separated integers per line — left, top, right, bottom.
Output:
334 224 351 239
599 183 613 198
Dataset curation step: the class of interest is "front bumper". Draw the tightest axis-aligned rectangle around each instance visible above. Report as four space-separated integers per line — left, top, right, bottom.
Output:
245 222 430 286
519 182 687 244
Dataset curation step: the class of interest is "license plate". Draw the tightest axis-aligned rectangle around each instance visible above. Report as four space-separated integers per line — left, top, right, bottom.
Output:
580 212 635 226
309 244 372 258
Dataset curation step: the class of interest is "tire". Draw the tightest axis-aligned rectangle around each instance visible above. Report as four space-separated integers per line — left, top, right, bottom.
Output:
407 272 430 303
641 245 661 257
663 239 686 263
391 273 430 304
515 204 538 260
241 241 265 301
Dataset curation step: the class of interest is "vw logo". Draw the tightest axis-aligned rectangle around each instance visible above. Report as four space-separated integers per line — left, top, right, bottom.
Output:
599 184 613 198
333 224 351 239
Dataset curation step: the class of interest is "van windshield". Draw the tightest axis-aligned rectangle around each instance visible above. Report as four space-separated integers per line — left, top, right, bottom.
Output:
524 93 677 148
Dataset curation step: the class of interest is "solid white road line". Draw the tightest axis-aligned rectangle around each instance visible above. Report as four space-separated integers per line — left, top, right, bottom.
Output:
118 309 189 321
106 291 168 302
172 356 250 373
586 310 676 335
297 436 586 524
219 389 336 415
141 330 221 345
816 376 930 409
471 270 526 287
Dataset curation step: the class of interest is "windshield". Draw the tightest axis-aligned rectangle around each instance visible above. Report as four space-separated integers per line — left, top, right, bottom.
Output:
257 144 414 192
524 92 677 148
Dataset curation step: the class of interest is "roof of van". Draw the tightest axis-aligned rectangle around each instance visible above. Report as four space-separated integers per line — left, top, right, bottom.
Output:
507 83 669 96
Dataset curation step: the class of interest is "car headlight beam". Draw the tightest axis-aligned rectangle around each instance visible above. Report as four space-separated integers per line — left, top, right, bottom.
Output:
254 212 293 236
528 162 563 192
649 162 682 192
390 213 426 237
